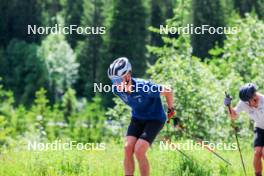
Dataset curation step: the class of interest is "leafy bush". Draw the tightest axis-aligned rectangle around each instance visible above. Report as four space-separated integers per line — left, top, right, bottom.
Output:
38 34 79 102
27 88 52 140
70 96 107 142
2 39 47 105
105 97 131 141
147 37 230 140
0 83 14 147
0 115 11 147
209 15 264 91
61 88 78 123
174 157 212 176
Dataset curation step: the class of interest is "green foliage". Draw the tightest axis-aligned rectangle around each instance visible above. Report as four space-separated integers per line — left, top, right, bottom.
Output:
149 0 174 64
0 85 108 144
0 115 11 146
234 0 264 19
165 0 192 28
234 0 254 18
191 0 226 59
1 0 264 160
71 96 106 142
38 34 79 102
62 88 77 123
106 0 148 77
40 0 65 27
255 0 264 19
175 157 212 176
65 0 84 48
0 48 4 76
209 15 264 90
0 141 255 175
149 41 230 140
0 83 14 146
33 88 50 115
150 0 165 48
105 97 131 140
0 3 263 176
12 105 28 135
108 14 263 141
0 0 42 46
75 0 104 98
27 88 51 139
44 103 65 141
2 39 47 105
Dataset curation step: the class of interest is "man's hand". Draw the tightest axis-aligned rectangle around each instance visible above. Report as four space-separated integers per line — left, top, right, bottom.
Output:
224 95 232 106
228 108 238 120
167 107 175 123
224 93 238 120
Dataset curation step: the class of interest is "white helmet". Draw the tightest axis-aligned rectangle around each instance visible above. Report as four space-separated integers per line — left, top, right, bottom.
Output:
107 57 132 79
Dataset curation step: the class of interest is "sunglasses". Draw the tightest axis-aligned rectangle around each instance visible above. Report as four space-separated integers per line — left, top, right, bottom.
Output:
111 77 123 85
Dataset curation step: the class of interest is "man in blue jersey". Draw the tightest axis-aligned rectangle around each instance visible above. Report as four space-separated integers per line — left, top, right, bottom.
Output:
107 57 175 176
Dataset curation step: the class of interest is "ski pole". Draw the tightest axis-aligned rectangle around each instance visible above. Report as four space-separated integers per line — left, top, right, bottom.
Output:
164 123 192 161
171 119 231 166
181 127 231 165
225 92 247 176
162 136 192 161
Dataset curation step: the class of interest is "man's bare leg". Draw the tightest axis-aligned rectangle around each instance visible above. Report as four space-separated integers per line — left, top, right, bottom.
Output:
134 139 150 176
124 136 137 176
254 147 262 176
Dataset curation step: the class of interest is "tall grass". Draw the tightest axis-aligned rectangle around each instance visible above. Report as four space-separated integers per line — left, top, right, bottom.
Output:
0 139 255 176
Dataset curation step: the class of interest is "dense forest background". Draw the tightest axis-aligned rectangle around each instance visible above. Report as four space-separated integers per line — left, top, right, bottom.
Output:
0 0 264 147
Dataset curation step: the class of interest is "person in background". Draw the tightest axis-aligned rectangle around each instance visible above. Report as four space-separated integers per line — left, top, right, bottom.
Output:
225 83 264 176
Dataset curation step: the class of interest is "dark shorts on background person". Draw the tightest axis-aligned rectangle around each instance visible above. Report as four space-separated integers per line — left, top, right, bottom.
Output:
254 127 264 147
126 118 165 145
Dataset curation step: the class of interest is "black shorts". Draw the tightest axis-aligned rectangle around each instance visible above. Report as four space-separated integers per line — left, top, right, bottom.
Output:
126 118 165 145
254 127 264 147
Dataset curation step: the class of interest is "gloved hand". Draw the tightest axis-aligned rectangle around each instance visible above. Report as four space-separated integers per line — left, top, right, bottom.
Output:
224 94 232 106
167 107 175 123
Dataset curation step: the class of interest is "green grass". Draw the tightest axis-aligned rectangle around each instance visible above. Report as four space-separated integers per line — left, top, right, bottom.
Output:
0 139 256 176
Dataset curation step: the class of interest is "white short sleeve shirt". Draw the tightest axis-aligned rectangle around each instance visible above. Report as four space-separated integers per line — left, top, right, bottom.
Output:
235 94 264 129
